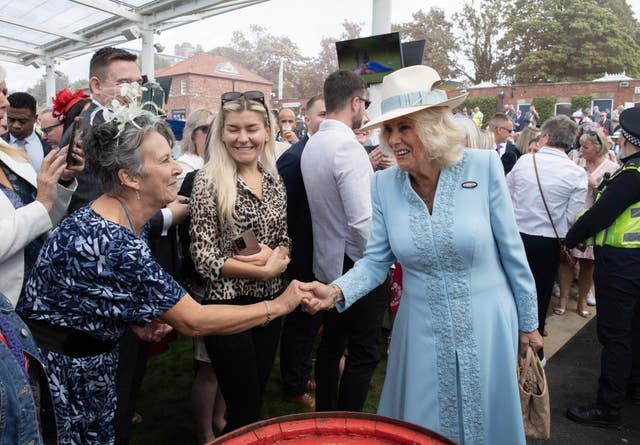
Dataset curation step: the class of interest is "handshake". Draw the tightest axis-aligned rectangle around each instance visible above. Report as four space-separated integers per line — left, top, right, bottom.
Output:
278 280 344 315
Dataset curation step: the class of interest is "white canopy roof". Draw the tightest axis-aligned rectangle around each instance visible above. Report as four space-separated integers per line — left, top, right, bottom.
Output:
0 0 269 66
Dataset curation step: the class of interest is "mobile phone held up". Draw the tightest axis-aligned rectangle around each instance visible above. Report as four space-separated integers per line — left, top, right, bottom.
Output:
233 229 261 256
66 116 84 167
141 82 165 115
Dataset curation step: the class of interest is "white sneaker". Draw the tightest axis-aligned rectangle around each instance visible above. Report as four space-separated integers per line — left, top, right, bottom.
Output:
587 292 596 306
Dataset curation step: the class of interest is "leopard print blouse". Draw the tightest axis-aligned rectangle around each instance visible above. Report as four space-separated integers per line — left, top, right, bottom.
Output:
189 167 290 301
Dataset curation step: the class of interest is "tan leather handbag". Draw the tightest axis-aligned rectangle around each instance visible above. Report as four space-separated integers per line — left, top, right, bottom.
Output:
518 346 551 439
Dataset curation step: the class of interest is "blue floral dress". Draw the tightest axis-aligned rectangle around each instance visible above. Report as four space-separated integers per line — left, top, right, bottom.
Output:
17 206 185 445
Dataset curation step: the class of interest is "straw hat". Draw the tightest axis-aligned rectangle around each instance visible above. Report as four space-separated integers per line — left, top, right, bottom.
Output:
361 65 468 131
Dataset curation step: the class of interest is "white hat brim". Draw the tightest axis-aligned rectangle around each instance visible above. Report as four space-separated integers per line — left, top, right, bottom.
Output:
361 93 468 131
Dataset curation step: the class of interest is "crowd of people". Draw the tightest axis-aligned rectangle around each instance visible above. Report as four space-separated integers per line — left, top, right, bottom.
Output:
0 45 638 445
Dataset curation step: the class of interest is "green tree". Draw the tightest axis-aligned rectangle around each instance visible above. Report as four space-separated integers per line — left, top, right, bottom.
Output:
501 0 640 82
26 74 71 108
297 20 363 98
453 0 511 84
392 8 459 79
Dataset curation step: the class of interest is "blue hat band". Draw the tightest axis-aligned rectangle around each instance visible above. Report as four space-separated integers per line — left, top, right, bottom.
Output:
380 90 449 115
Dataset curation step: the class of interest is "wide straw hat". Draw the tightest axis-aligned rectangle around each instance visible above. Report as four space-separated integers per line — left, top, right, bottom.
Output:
361 65 468 131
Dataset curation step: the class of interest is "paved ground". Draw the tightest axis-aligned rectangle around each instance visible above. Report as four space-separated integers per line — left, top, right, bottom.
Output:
528 319 640 445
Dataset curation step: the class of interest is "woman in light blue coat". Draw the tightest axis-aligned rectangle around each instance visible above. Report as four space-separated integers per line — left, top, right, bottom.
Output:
301 65 543 445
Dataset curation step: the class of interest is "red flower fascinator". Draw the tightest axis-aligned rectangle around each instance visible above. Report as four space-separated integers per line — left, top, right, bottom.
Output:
52 88 89 119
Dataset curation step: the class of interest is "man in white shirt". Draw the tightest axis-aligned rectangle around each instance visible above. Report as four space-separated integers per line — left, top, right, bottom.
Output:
3 92 52 172
301 70 388 412
506 115 588 361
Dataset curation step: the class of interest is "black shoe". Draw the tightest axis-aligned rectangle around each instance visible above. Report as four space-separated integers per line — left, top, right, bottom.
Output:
566 405 621 428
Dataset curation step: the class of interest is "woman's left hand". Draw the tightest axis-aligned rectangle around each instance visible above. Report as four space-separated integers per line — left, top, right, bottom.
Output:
519 329 544 356
132 320 174 342
234 243 273 266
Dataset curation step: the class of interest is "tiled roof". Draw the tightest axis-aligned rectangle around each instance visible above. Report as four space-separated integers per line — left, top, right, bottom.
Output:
155 53 271 85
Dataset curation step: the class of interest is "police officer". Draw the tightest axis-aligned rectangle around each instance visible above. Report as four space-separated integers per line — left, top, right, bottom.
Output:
565 107 640 427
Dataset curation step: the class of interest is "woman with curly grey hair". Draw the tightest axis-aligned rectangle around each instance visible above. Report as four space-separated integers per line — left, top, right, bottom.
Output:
16 111 307 445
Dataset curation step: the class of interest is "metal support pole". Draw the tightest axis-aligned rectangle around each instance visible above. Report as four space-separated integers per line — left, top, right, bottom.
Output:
141 25 155 82
372 0 391 34
45 57 56 107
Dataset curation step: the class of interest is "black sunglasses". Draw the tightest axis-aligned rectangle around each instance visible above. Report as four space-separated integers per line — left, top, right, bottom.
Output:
356 96 371 110
194 124 209 134
221 90 265 105
42 122 63 135
586 130 602 145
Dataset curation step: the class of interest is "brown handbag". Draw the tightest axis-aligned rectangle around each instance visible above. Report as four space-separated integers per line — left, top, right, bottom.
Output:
518 346 551 439
532 153 577 267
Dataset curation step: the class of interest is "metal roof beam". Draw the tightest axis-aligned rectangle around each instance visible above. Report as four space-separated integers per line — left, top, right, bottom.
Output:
0 14 88 42
0 53 24 64
0 41 45 57
68 0 144 22
156 0 268 29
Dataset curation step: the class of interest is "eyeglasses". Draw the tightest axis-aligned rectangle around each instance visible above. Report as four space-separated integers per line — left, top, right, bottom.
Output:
194 124 209 134
221 91 265 105
42 122 63 135
497 126 514 133
356 96 371 110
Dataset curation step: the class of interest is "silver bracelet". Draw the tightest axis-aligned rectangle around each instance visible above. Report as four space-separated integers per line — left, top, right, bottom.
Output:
261 300 272 327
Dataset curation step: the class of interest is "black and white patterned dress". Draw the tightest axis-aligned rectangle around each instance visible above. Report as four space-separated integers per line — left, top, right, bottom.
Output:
17 206 184 445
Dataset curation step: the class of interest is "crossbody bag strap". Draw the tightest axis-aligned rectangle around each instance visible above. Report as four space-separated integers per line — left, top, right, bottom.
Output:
532 153 561 240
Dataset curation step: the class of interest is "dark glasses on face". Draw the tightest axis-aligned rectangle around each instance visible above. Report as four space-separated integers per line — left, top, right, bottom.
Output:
42 122 63 135
194 124 209 134
221 90 265 105
356 96 371 110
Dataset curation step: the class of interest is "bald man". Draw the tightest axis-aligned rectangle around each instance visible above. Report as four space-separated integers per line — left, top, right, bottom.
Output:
277 108 299 144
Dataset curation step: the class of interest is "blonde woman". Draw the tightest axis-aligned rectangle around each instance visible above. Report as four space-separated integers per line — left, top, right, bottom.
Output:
176 108 214 189
453 112 481 148
302 66 541 445
189 91 291 432
555 129 619 316
516 126 541 154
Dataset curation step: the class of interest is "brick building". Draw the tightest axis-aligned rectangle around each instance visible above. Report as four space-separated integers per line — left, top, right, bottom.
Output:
155 53 272 120
465 73 640 115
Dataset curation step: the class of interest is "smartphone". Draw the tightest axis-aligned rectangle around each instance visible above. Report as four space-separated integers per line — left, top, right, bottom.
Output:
233 229 261 255
66 116 84 166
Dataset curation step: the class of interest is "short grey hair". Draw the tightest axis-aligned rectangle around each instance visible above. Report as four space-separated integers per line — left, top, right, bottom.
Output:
84 113 175 195
540 115 578 149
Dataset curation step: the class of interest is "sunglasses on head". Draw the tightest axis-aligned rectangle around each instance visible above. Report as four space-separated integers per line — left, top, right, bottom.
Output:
221 90 265 105
586 130 602 144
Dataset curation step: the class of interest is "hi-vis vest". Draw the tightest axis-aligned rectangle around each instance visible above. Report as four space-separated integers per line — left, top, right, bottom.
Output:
589 158 640 248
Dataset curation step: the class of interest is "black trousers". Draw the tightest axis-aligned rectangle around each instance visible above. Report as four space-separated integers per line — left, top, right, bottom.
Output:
594 247 640 411
279 306 322 397
315 256 389 412
521 233 560 359
114 329 149 445
203 296 282 433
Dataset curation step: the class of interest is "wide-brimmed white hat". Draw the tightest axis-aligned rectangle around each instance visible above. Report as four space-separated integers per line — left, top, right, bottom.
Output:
361 65 468 131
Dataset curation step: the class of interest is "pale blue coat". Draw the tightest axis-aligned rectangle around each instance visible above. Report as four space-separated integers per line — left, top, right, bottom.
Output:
334 149 538 445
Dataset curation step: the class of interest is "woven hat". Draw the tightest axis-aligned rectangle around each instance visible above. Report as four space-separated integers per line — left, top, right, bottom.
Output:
361 65 468 131
619 107 640 147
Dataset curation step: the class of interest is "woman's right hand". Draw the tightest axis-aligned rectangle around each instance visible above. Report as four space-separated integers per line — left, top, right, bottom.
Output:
262 246 289 279
273 280 311 315
35 148 68 211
